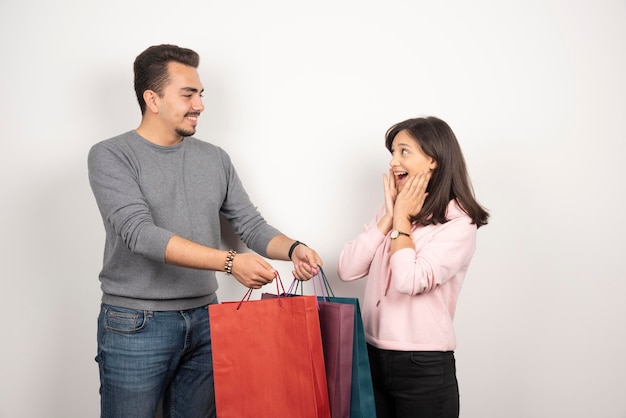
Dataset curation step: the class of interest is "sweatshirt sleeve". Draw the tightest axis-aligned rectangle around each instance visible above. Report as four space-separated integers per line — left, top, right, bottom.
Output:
337 206 386 281
87 141 174 262
390 215 477 295
216 150 281 257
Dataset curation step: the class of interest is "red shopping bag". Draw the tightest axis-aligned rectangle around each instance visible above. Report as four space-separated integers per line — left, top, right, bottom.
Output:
210 288 331 418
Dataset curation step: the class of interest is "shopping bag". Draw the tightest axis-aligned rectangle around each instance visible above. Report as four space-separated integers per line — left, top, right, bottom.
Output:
314 268 377 418
210 283 331 418
324 296 376 418
263 279 355 418
317 299 354 418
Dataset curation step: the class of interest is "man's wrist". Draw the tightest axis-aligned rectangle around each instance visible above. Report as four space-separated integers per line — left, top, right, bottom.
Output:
288 241 307 259
224 249 237 274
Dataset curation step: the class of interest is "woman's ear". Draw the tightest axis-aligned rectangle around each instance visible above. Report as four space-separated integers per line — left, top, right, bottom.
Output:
143 90 159 114
429 158 438 170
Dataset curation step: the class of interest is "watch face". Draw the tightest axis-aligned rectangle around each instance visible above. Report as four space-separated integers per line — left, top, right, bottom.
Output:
391 230 399 239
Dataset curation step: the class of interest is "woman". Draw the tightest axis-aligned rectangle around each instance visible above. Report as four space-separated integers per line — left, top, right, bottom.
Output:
337 116 489 418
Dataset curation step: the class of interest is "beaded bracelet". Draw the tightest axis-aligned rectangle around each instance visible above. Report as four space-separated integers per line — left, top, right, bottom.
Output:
224 249 237 275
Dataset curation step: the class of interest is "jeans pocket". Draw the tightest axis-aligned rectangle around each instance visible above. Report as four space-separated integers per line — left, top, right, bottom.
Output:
406 352 446 387
103 305 147 334
410 352 445 367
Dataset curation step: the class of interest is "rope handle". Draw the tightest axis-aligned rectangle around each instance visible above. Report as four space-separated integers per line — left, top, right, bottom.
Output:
286 265 335 302
236 271 285 310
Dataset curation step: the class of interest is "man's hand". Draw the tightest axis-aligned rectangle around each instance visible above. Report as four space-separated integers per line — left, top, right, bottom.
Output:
230 253 277 289
291 245 323 281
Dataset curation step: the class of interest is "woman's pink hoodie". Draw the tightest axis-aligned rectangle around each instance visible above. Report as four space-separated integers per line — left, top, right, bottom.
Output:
337 200 478 351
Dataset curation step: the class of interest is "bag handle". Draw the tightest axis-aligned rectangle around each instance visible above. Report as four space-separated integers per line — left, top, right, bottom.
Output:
286 265 335 302
317 265 335 298
236 271 286 310
287 277 305 296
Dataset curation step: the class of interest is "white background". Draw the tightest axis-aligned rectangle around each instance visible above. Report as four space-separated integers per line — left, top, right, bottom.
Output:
1 0 625 417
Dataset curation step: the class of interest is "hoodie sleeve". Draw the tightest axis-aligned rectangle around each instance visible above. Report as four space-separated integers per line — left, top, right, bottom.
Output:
390 214 477 295
337 205 387 281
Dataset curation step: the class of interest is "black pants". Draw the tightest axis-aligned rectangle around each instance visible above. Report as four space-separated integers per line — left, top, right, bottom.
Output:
367 344 459 418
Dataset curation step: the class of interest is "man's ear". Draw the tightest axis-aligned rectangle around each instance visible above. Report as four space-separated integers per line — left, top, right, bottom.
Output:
143 90 159 113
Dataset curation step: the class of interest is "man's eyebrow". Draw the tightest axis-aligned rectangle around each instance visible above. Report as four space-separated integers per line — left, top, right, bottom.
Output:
180 87 204 93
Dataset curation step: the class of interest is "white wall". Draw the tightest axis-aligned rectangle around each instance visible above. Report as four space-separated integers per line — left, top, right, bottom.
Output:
1 0 625 417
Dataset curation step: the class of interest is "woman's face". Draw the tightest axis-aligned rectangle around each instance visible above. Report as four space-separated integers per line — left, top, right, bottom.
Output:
389 130 437 191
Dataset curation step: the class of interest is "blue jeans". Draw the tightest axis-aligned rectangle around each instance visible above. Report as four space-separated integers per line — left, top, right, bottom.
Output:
367 344 459 418
96 303 216 418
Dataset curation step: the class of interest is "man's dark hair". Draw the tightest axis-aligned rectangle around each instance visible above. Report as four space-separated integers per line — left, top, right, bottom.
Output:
133 44 200 114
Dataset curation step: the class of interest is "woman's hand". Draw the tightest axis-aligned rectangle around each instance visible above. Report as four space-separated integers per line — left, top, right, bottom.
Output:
378 170 397 234
383 169 397 218
394 171 431 221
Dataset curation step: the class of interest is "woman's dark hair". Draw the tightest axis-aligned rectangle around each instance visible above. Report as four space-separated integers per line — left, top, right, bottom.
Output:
385 116 489 228
133 44 200 114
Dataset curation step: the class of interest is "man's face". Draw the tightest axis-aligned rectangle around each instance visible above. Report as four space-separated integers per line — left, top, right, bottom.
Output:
157 61 205 138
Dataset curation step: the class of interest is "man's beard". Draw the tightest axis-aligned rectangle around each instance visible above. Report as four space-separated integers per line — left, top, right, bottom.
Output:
175 126 196 138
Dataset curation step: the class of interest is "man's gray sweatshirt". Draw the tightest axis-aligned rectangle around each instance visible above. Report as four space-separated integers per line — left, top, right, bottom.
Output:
88 130 280 310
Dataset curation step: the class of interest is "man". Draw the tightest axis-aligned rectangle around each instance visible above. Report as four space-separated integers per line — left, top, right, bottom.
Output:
88 44 322 417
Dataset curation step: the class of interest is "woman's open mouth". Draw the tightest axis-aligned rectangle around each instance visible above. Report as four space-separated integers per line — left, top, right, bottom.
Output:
395 171 409 181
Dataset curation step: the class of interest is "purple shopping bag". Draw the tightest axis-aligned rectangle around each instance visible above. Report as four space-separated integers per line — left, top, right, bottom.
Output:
262 274 355 418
